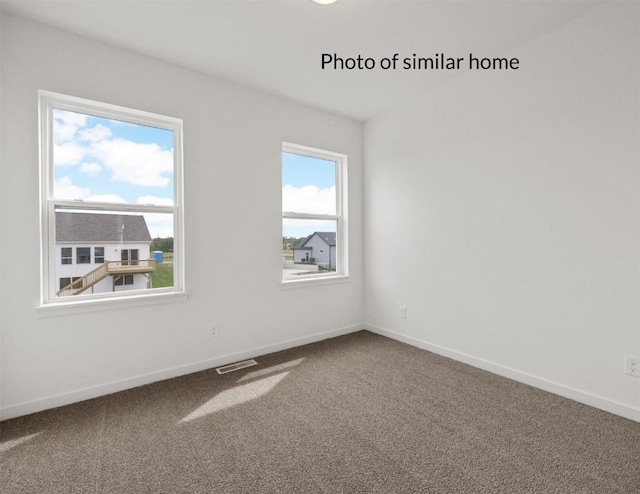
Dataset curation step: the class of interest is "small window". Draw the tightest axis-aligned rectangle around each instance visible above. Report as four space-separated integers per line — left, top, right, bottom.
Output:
61 247 72 265
282 142 347 282
94 247 104 264
39 90 185 306
59 277 81 290
76 247 91 264
115 274 134 286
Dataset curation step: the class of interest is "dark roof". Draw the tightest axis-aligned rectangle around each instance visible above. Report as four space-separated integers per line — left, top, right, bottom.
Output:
293 234 312 249
314 232 336 246
56 212 152 243
293 232 336 249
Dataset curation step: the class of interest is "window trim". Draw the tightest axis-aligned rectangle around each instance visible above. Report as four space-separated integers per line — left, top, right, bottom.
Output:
38 90 185 308
281 142 348 284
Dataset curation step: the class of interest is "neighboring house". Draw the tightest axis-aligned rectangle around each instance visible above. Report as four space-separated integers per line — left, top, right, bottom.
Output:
292 232 336 270
56 212 154 296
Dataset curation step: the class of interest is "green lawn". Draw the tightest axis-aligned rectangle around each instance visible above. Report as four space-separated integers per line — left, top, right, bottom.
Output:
151 263 173 288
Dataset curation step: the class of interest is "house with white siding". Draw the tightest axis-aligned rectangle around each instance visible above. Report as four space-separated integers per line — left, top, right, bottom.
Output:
292 232 336 270
55 212 155 296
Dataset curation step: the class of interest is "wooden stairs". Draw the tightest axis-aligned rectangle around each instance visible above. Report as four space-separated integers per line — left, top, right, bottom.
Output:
56 260 156 297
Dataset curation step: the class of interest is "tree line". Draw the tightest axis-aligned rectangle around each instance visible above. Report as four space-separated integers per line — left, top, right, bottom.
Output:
283 236 307 249
150 237 173 252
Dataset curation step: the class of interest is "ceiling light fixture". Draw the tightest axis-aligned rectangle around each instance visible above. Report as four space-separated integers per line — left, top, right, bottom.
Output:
312 0 338 4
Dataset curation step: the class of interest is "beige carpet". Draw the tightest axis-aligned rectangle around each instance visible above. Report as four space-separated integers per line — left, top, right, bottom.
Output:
1 331 639 493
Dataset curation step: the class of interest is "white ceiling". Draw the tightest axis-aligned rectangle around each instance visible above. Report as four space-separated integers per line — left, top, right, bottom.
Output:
2 0 600 121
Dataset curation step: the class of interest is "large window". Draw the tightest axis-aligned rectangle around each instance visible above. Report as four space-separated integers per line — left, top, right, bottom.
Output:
282 142 347 282
39 91 184 305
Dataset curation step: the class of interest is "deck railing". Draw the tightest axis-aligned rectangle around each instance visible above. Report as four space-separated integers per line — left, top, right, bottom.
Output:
106 259 156 271
56 259 156 297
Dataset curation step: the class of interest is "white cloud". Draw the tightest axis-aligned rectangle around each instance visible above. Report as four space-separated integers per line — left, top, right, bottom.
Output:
54 176 90 200
55 109 89 127
54 142 87 167
78 124 112 143
282 185 336 215
143 212 174 238
53 109 88 143
52 111 174 196
137 195 174 206
79 162 103 176
91 138 173 187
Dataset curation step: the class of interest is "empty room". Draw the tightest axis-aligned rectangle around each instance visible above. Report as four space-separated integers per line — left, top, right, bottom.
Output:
1 1 639 492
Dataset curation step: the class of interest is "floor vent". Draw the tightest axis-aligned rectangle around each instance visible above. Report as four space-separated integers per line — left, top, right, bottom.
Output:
216 359 258 375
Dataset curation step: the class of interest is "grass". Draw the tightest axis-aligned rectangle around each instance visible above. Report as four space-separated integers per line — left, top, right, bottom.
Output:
282 249 293 260
151 263 173 288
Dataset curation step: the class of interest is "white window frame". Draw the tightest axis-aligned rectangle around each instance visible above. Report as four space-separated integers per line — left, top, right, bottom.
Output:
281 142 348 285
38 90 185 310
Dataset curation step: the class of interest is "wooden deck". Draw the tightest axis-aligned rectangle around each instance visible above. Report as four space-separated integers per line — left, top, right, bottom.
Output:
108 260 156 275
56 259 157 296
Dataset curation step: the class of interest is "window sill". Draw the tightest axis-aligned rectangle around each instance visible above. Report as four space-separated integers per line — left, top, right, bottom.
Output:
35 290 189 318
280 274 351 289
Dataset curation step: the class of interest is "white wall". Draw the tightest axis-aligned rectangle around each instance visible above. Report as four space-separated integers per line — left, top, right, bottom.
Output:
0 14 363 419
364 3 640 420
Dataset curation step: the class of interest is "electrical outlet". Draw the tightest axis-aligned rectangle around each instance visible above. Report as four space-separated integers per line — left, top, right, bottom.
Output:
625 355 640 377
400 305 407 319
210 325 218 338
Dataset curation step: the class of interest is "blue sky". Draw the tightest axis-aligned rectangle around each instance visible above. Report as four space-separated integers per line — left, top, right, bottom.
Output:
282 152 335 190
53 109 175 237
53 109 174 205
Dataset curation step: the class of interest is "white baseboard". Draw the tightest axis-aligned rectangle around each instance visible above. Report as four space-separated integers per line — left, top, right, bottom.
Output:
6 323 637 424
364 323 640 423
0 324 362 421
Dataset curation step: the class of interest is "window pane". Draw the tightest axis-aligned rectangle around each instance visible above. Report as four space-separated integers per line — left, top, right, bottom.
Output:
54 208 175 297
115 274 134 286
60 277 81 291
94 247 105 263
282 152 336 215
52 109 174 207
76 247 91 264
282 218 337 280
61 247 72 264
